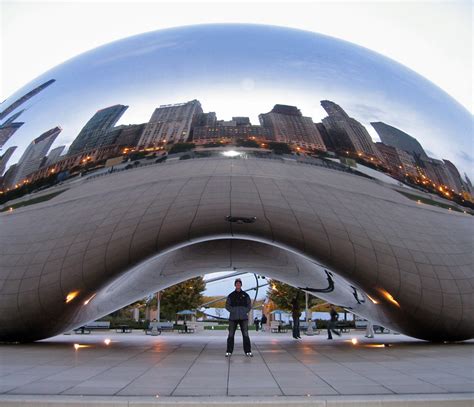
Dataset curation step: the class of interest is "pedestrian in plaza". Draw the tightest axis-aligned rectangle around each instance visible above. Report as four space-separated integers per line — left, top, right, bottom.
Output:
327 304 342 340
291 296 302 339
365 320 375 338
260 313 268 332
225 278 253 357
253 316 260 332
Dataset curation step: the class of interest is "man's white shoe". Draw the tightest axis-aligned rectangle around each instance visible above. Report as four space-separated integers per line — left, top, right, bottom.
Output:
246 352 253 357
225 352 232 357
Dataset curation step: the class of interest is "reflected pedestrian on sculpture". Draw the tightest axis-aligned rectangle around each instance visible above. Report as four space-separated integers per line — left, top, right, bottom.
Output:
254 316 260 332
292 296 302 339
327 304 342 340
260 313 267 332
225 278 252 357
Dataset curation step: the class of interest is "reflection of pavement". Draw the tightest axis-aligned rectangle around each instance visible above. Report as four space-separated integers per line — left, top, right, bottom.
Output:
0 331 472 404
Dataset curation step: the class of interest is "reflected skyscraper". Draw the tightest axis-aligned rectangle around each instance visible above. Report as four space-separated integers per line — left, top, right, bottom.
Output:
0 146 17 176
138 100 203 147
9 126 61 187
68 105 128 155
259 104 326 151
43 145 65 167
0 79 55 120
0 122 24 149
321 100 382 159
371 121 428 158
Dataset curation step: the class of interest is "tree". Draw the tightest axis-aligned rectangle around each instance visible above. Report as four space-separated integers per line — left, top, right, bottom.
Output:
268 142 292 155
168 143 195 154
236 138 260 148
160 277 206 322
268 280 316 338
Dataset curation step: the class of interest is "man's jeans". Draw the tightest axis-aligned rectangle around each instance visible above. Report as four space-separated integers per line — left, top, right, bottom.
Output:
227 319 251 353
327 320 341 339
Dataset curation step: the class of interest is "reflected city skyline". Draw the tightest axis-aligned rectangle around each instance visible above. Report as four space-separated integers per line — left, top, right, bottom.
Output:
0 25 471 176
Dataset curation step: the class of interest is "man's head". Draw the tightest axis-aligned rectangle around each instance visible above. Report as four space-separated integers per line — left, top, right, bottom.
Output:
234 278 242 291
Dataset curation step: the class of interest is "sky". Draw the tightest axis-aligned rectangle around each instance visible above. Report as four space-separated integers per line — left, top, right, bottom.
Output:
1 1 472 114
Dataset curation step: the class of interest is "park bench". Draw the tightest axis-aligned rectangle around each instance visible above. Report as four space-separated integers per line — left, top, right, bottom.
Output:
300 321 321 335
74 320 110 334
335 321 352 333
178 323 196 333
374 325 390 334
158 322 174 331
115 324 132 333
270 321 288 333
145 322 162 336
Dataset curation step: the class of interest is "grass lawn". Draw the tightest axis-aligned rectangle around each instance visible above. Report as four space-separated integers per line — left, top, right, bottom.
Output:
1 190 67 212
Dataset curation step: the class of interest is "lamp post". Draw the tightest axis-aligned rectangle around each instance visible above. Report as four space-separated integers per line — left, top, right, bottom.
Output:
305 291 314 336
156 291 161 322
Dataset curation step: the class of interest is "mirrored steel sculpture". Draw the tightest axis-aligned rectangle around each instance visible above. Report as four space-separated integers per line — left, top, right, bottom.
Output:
0 24 472 342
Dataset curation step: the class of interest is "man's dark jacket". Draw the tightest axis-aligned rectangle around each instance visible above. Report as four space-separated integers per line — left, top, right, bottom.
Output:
225 290 251 320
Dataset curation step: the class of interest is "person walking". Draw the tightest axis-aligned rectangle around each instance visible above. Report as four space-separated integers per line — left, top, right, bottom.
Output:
327 304 342 340
225 278 252 357
365 320 375 338
253 317 260 332
260 313 267 332
291 296 302 339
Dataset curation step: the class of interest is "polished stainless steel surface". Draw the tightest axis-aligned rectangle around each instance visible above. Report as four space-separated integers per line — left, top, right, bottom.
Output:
0 24 472 342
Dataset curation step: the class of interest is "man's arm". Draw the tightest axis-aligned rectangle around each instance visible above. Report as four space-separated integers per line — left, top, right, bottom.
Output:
246 293 252 312
225 295 232 312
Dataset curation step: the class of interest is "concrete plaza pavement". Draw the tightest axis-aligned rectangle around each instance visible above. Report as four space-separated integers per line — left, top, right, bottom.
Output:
0 329 472 405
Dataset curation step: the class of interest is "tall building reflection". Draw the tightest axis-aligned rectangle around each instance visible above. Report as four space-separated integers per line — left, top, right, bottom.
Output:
259 104 326 152
0 79 55 120
371 121 428 159
321 100 382 160
138 100 203 147
68 105 128 155
8 126 61 188
0 146 17 176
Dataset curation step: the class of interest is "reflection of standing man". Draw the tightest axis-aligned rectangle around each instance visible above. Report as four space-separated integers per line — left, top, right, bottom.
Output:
365 320 375 338
327 304 342 340
225 278 252 357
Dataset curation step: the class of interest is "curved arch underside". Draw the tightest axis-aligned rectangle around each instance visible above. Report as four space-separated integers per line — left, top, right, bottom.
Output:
0 157 472 342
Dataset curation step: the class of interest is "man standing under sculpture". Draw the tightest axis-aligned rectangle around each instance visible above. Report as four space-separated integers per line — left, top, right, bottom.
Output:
225 278 253 357
327 304 342 340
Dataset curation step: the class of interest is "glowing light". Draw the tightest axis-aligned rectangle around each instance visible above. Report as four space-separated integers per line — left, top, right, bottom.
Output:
73 343 90 350
366 294 379 304
65 291 79 303
378 288 400 307
351 338 358 345
104 338 111 345
9 207 13 212
83 293 96 305
222 150 240 157
365 344 385 348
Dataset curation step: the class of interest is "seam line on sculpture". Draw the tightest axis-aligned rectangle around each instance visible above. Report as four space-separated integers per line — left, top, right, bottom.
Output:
249 176 274 242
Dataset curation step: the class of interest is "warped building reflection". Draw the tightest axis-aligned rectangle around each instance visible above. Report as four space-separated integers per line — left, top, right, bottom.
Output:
0 24 472 342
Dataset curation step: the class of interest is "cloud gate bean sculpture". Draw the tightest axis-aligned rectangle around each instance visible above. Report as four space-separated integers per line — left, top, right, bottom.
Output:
0 24 472 342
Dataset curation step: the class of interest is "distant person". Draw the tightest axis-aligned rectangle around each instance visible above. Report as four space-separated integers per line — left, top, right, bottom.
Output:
365 320 375 338
327 304 341 340
291 297 301 339
225 278 252 357
253 317 260 332
260 314 268 332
